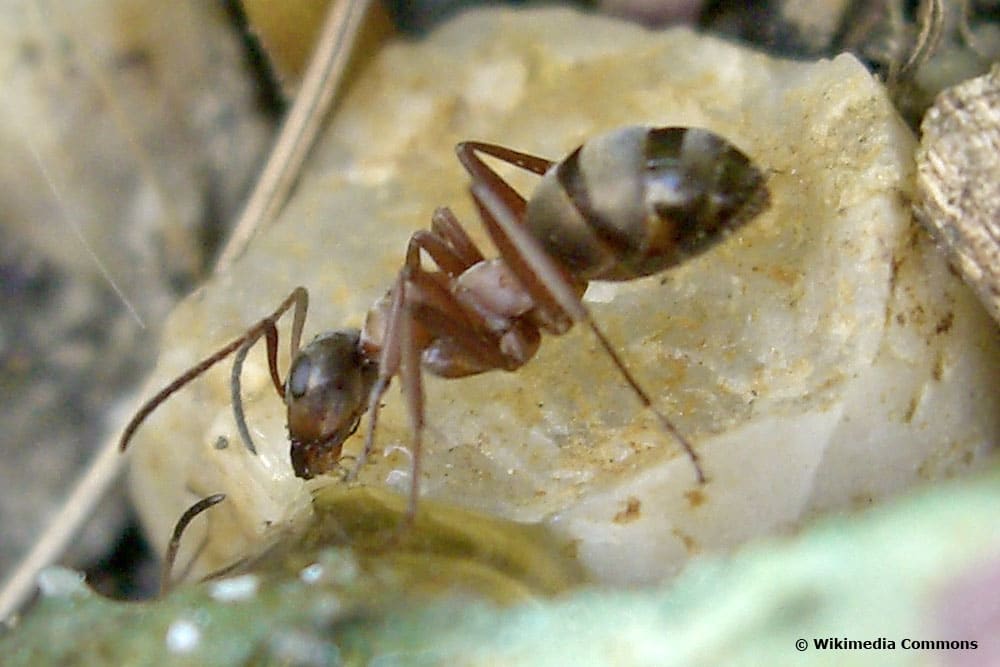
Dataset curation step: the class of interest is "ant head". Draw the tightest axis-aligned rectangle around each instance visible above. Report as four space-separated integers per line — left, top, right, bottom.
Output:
285 329 377 479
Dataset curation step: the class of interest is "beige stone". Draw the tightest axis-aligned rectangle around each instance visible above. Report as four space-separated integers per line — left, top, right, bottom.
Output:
127 8 1000 584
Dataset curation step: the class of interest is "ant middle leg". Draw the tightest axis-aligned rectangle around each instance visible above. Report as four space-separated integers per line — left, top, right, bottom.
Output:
352 219 499 480
366 274 536 520
430 207 485 268
407 207 485 278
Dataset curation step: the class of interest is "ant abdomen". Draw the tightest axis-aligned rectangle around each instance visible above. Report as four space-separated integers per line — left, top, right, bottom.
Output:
525 126 769 281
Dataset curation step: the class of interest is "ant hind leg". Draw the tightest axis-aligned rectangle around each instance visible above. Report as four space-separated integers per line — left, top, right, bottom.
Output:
469 183 706 484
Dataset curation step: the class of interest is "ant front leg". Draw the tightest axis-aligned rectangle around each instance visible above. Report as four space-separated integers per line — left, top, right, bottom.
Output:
348 268 427 520
469 181 707 485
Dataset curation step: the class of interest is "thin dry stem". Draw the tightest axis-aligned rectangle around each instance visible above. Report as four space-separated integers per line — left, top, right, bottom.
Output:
215 0 375 272
897 0 944 81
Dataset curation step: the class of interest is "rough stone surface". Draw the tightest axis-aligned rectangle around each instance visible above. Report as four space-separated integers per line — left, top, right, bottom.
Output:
915 63 1000 325
126 7 1000 584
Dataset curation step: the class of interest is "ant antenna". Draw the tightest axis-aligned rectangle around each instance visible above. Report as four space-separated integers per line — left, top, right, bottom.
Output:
160 493 226 595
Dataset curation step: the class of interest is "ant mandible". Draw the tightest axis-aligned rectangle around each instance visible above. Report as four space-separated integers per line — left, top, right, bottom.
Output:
120 125 770 518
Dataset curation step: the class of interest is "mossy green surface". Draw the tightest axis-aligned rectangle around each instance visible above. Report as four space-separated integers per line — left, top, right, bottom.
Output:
3 469 997 666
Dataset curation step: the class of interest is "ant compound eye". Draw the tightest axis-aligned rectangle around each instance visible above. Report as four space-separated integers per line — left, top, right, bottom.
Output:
286 332 362 403
287 354 313 399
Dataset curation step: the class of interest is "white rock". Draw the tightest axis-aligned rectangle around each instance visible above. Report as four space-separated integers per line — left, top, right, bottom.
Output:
126 8 1000 583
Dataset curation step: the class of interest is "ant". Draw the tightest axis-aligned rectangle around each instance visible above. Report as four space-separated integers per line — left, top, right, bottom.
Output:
120 125 770 519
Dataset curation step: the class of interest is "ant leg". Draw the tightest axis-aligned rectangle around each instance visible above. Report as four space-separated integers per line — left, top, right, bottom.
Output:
409 207 487 278
409 228 471 277
470 185 584 325
456 141 555 184
456 138 581 332
479 207 578 333
351 268 515 504
351 220 494 479
230 287 309 455
350 272 406 480
471 183 706 484
398 297 423 521
407 214 485 277
394 268 541 520
431 207 485 267
356 270 516 515
407 275 512 370
160 493 225 595
453 141 556 259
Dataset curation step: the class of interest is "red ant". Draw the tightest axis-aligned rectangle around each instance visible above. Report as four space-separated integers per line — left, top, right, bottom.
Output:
120 126 770 518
